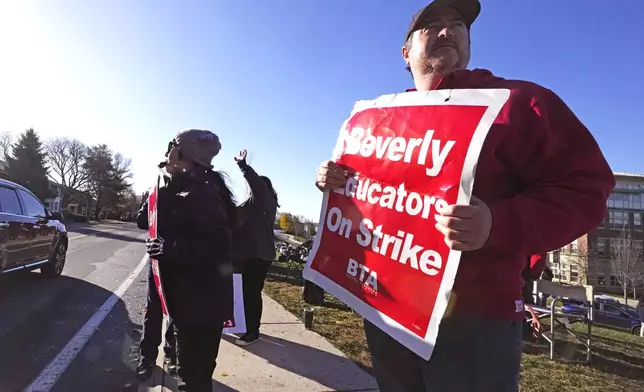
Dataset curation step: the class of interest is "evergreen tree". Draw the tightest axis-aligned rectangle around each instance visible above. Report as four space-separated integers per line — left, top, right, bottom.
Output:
6 128 52 200
83 144 131 218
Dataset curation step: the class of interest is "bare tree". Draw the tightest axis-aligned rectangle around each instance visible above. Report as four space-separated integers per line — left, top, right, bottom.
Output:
611 227 644 302
567 241 602 285
0 132 13 158
631 253 644 300
45 138 89 203
112 153 133 184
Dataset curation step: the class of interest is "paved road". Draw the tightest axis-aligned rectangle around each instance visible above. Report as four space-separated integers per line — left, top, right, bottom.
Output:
0 222 149 392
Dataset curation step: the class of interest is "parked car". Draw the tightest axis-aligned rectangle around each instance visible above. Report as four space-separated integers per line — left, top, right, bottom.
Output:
594 294 619 303
0 179 68 278
561 299 642 335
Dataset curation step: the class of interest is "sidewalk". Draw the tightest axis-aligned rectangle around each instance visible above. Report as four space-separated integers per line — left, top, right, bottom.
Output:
139 294 378 391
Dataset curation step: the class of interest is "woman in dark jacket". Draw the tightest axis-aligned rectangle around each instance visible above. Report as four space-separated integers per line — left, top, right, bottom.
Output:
231 150 279 346
138 129 236 392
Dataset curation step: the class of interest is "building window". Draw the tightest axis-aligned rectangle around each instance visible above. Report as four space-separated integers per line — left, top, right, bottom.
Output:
608 211 629 229
614 182 644 191
612 238 644 256
635 240 643 256
552 250 560 264
570 265 579 282
607 191 644 209
610 276 623 287
596 275 605 285
634 212 643 231
570 239 578 253
595 238 607 255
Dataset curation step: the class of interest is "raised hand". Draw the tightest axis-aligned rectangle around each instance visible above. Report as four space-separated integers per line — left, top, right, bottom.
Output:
234 150 248 164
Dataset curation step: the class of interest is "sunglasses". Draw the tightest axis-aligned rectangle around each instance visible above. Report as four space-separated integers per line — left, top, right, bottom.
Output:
165 140 178 157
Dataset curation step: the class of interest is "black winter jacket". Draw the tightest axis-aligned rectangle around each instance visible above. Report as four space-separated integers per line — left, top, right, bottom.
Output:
232 162 277 262
137 168 234 327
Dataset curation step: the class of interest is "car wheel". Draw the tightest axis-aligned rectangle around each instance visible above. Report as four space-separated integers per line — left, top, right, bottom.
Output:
41 242 67 277
632 324 643 336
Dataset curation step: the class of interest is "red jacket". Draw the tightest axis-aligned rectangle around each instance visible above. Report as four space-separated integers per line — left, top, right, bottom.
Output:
418 69 615 321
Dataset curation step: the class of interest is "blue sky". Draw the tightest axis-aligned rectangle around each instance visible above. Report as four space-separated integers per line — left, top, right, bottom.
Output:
0 1 642 220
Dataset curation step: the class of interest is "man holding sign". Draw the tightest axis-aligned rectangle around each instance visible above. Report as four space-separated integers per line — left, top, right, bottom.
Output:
312 0 614 391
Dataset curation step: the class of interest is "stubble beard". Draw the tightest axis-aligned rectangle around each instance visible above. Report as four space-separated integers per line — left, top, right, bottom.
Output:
416 51 460 77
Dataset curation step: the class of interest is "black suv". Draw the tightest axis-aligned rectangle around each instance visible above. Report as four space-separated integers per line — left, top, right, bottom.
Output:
0 179 68 277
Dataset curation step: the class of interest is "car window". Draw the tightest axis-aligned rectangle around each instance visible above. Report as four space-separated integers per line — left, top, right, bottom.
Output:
602 304 622 316
625 308 639 318
615 305 639 318
18 189 46 218
0 186 23 215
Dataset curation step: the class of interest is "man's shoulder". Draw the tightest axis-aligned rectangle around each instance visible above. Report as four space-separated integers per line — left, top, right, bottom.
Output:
480 76 555 102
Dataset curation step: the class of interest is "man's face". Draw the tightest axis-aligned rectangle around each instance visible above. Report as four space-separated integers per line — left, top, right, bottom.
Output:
402 8 470 77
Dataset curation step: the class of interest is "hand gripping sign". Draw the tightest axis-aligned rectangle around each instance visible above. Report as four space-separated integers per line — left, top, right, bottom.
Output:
304 89 510 360
147 176 170 316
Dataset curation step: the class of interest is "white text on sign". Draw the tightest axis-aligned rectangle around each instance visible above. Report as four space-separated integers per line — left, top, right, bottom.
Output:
333 128 455 177
334 179 448 221
326 208 443 278
346 258 378 292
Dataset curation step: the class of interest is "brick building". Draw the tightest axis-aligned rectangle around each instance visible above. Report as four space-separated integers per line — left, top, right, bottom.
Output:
549 172 644 294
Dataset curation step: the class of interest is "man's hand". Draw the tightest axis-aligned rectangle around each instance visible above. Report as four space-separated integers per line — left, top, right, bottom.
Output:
146 237 165 258
316 160 353 191
434 196 492 251
235 150 248 164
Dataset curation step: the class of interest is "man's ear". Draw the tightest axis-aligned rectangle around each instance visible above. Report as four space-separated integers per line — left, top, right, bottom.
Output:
401 44 410 69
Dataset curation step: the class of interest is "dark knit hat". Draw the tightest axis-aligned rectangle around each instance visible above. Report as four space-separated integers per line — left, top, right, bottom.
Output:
173 129 221 168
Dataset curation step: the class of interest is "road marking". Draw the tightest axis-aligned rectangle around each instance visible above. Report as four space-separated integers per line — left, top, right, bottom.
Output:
69 228 118 241
24 255 149 392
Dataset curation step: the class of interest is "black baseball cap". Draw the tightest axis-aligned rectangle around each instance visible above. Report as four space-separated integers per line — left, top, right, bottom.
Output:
404 0 481 43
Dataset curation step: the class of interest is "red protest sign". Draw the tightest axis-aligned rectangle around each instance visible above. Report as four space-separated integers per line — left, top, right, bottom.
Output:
148 176 169 316
304 89 510 360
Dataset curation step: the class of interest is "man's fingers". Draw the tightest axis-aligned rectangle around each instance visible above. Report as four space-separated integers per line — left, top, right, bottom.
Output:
470 196 485 206
439 204 478 218
318 171 347 183
434 223 471 241
435 223 477 248
317 160 357 191
316 176 346 190
434 215 470 231
321 160 355 175
445 239 474 251
444 239 465 251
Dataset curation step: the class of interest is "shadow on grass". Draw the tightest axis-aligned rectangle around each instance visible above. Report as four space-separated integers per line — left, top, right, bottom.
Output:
594 334 644 348
267 264 304 286
523 336 644 383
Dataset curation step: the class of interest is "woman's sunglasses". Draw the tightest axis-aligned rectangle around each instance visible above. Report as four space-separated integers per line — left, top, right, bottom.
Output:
165 140 178 157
